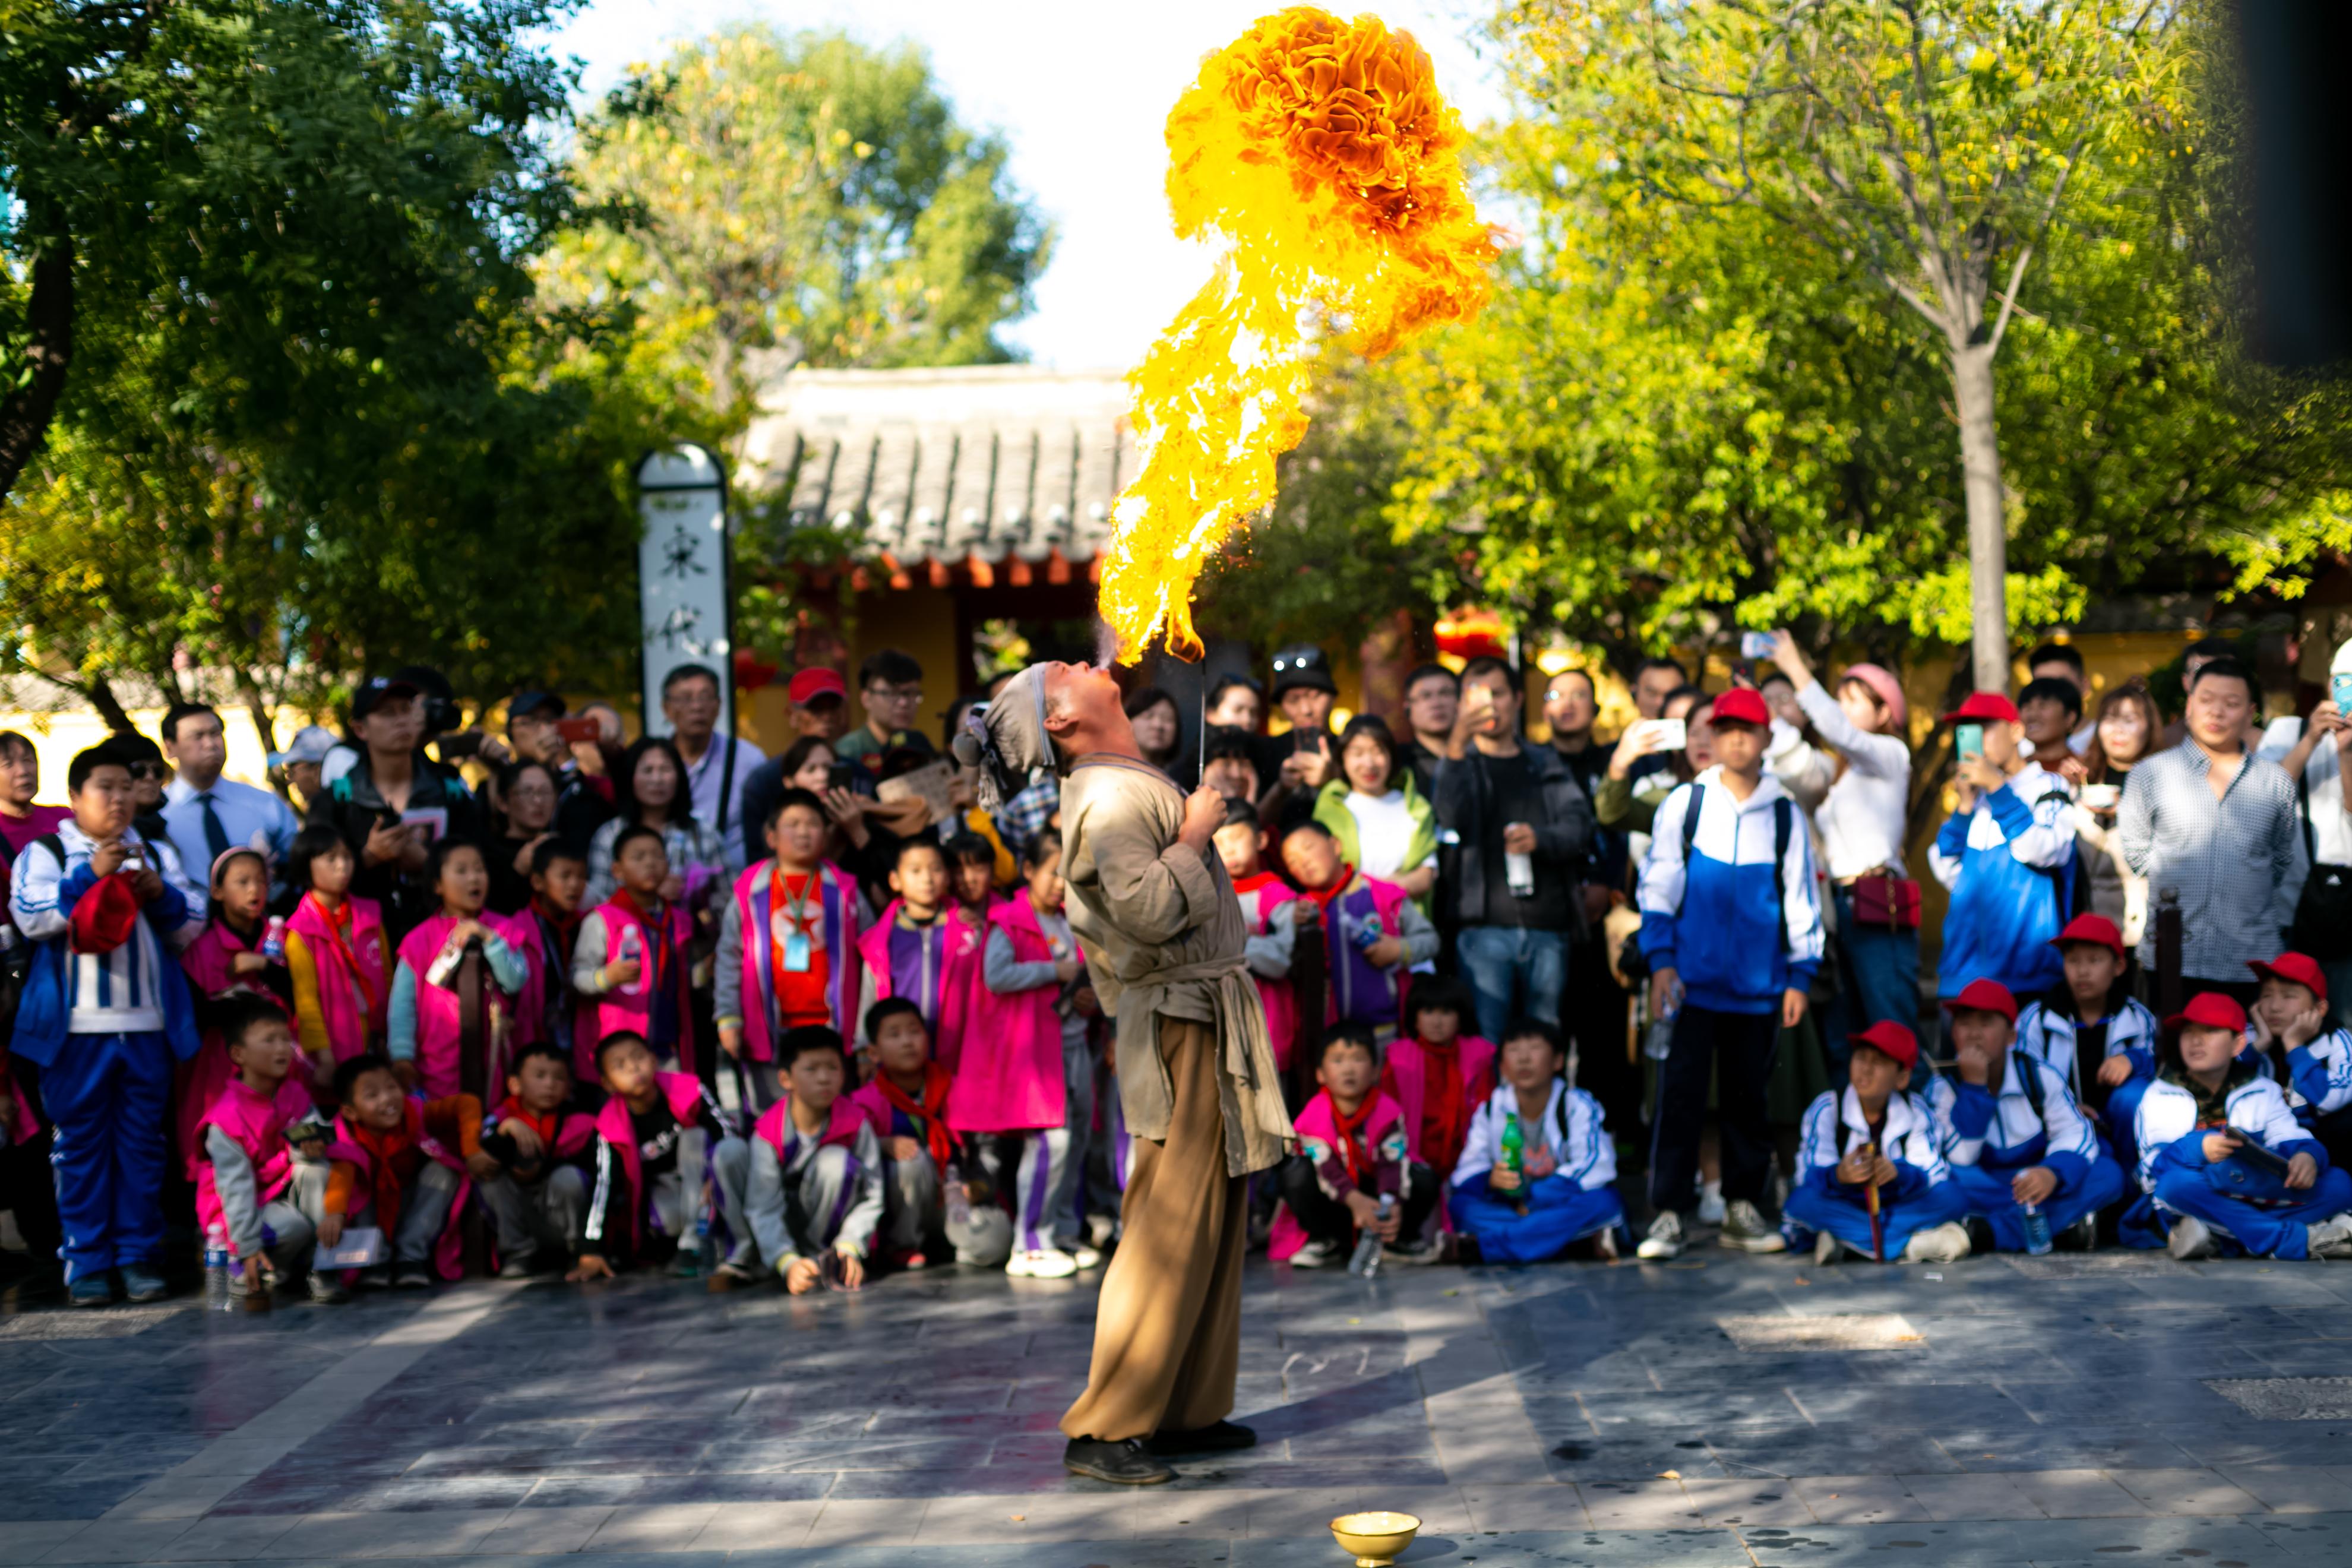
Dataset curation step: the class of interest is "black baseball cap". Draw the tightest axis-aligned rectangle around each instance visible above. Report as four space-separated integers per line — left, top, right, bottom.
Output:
1270 644 1337 698
350 676 420 719
510 690 564 721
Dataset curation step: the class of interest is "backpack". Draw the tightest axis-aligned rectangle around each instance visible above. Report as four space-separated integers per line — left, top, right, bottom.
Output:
1680 783 1796 955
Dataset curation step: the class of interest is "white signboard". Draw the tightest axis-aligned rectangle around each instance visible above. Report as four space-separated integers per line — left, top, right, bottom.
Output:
635 445 732 739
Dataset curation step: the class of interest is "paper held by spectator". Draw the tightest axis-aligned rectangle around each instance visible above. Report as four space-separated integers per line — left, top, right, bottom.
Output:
314 1227 384 1271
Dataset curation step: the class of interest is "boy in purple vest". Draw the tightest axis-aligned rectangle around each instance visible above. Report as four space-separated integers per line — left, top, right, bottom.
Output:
1279 818 1436 1042
1274 1024 1436 1267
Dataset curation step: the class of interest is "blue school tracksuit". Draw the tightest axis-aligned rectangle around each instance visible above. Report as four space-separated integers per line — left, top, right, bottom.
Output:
2130 1067 2352 1260
1449 1080 1624 1262
2016 991 2163 1171
7 823 204 1282
1922 1049 2126 1251
1781 1088 1967 1259
2285 1028 2352 1126
1928 762 2076 1000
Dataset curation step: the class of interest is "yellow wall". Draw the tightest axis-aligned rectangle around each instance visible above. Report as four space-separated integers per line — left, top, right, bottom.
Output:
0 705 283 807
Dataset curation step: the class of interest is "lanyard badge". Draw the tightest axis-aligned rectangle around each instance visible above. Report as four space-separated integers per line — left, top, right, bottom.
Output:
770 906 814 973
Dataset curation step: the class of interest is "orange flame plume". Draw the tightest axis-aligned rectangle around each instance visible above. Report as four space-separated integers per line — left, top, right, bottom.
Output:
1096 7 1501 663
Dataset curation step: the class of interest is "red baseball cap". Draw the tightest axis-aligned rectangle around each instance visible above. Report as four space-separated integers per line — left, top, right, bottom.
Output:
2249 952 2329 1007
69 870 141 956
2168 991 2248 1035
788 668 846 706
1939 692 2021 725
2050 913 2126 959
1711 688 1772 728
1850 1020 1919 1068
1944 977 2019 1023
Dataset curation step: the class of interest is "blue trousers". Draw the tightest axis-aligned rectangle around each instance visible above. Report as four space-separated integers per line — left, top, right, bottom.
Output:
2150 1159 2352 1261
1451 1178 1622 1262
1456 925 1566 1045
43 1030 173 1282
1948 1158 2127 1251
1823 886 1921 1071
1782 1178 1967 1260
2100 1077 2152 1174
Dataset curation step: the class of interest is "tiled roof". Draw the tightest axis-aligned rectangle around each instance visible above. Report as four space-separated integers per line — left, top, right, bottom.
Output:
740 366 1133 578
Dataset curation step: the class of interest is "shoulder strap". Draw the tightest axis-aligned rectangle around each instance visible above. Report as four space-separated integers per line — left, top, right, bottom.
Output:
1680 783 1705 858
2013 1050 2046 1122
32 832 65 871
716 734 738 836
1773 796 1794 957
2300 761 2318 866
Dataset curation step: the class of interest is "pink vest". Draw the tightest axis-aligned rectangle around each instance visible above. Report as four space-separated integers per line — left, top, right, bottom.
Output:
489 1097 599 1163
1234 874 1301 1071
853 900 987 1070
396 912 533 1098
945 893 1068 1134
1269 1090 1407 1261
324 1099 471 1281
1383 1034 1498 1166
582 898 697 1079
194 1076 310 1237
175 921 303 1178
592 1071 709 1257
1318 872 1414 1026
752 1096 867 1159
730 861 861 1061
287 893 388 1063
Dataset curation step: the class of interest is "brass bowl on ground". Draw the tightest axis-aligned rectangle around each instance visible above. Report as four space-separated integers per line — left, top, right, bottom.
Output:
1329 1510 1421 1567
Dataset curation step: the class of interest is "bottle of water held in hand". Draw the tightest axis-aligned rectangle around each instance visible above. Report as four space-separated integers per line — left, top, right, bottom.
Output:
204 1224 233 1310
944 1163 973 1232
261 916 287 964
2022 1200 2053 1256
1349 1193 1395 1278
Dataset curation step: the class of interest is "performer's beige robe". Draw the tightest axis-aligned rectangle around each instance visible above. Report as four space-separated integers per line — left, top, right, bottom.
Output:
1055 754 1294 1441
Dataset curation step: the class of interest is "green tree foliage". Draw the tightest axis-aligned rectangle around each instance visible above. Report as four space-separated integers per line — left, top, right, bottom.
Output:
548 26 1052 425
0 0 680 735
1370 0 2352 666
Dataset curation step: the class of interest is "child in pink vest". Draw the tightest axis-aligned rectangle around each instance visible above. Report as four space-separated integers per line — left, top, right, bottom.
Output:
284 824 388 1076
956 831 1095 1281
1380 979 1498 1191
854 838 987 1071
1272 1023 1437 1267
1280 818 1436 1041
734 1025 882 1292
387 839 533 1098
176 848 300 1178
574 1031 750 1280
478 1040 598 1277
1213 800 1300 1071
849 997 1012 1268
195 995 339 1301
714 790 861 1112
572 825 698 1080
318 1053 488 1287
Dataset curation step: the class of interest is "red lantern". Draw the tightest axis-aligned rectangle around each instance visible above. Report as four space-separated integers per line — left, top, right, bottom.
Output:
1434 609 1508 662
733 649 779 690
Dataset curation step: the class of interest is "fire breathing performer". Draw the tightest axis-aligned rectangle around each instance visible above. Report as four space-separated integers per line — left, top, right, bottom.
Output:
957 663 1294 1486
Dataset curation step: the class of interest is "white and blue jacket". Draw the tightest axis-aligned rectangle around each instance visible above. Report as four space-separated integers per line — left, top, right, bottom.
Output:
1453 1080 1616 1192
1793 1086 1950 1203
1922 1049 2103 1194
6 821 204 1065
2015 990 2163 1098
2285 1028 2352 1124
1930 761 2076 998
2133 1067 2323 1192
1636 769 1824 1015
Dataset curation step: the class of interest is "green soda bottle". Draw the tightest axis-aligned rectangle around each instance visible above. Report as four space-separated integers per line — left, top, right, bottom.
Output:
1500 1111 1527 1213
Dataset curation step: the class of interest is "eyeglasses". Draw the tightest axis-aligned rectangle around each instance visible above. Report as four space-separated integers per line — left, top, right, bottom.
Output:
868 684 923 704
125 762 166 780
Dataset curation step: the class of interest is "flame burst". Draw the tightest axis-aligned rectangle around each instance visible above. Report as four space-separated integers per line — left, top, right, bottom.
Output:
1098 7 1500 664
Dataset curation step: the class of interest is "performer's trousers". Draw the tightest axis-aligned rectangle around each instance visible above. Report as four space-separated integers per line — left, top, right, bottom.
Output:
1060 1017 1249 1443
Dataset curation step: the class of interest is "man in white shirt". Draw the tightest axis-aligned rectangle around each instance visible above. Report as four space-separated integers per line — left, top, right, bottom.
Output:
2274 682 2352 1026
662 663 763 872
159 702 301 895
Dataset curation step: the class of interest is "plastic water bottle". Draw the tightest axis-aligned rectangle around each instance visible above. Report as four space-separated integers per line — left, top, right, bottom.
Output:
2332 635 2352 717
693 1206 713 1275
944 1162 973 1231
260 916 287 964
2022 1200 2053 1256
1349 1194 1395 1278
204 1225 233 1310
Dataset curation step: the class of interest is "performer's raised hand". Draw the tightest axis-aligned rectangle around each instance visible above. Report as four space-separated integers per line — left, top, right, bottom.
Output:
1178 783 1225 853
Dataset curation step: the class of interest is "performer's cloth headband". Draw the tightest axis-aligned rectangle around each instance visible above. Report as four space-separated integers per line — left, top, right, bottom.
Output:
954 664 1056 813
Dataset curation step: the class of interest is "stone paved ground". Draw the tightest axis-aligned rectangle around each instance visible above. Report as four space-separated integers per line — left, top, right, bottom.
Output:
4 1250 2351 1567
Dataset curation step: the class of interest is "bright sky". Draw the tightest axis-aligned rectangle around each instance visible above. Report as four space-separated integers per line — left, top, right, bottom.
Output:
543 0 1512 371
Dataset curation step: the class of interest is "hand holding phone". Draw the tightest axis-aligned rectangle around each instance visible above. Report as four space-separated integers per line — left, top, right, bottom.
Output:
1955 722 1984 763
1654 717 1688 750
1740 631 1777 660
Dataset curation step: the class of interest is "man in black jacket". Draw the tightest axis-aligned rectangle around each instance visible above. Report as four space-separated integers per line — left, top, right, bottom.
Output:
310 676 484 942
1431 657 1597 1044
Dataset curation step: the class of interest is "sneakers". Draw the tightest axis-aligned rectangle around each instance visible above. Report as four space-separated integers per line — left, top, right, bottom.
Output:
1287 1239 1341 1269
386 1264 433 1289
1067 1244 1104 1270
1006 1248 1079 1279
1146 1420 1256 1455
497 1250 542 1281
307 1271 350 1304
1696 1181 1727 1225
1592 1226 1620 1262
67 1273 114 1308
1812 1227 1842 1266
2060 1214 2100 1253
2308 1216 2352 1260
1902 1222 1974 1264
1636 1210 1684 1260
2168 1215 2217 1261
1718 1199 1787 1253
1384 1236 1445 1266
1063 1436 1174 1485
120 1264 169 1303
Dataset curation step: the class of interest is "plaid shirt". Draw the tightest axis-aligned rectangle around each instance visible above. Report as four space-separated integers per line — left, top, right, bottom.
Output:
2117 739 2306 978
994 775 1060 857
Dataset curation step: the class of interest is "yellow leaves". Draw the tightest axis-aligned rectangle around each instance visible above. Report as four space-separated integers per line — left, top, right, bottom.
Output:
853 141 874 159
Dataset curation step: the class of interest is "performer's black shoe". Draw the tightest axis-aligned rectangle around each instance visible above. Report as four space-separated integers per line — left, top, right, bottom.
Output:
1147 1420 1256 1455
1064 1436 1175 1485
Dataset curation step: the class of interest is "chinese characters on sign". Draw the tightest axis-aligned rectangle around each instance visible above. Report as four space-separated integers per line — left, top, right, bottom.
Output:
636 446 731 740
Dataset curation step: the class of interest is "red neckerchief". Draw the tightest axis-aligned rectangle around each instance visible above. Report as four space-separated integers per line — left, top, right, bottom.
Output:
304 893 377 1014
611 887 669 997
1233 870 1285 896
497 1100 562 1156
1302 865 1359 914
1328 1094 1379 1190
1416 1035 1469 1171
875 1063 957 1170
350 1116 416 1235
531 895 580 957
768 863 822 983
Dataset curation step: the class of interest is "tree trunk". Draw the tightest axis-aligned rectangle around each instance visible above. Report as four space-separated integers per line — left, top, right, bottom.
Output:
84 674 134 735
0 230 75 505
1950 339 2009 696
